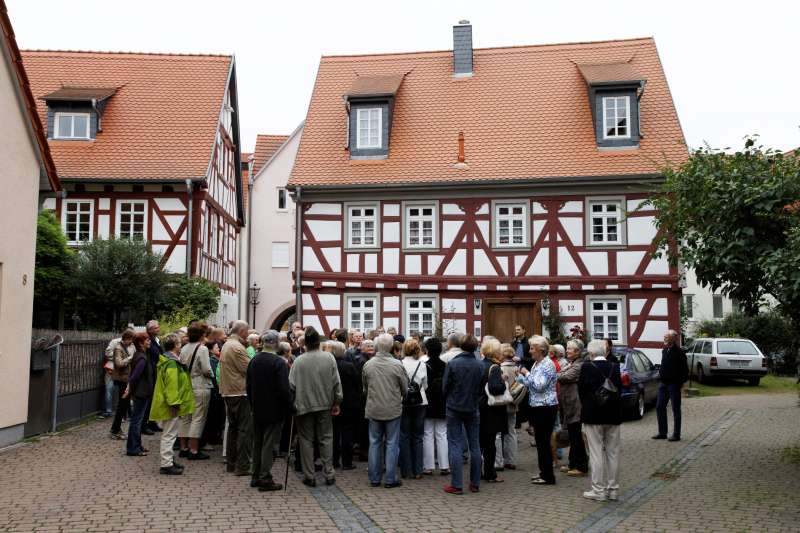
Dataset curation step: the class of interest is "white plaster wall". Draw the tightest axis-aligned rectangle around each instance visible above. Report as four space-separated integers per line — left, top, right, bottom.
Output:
97 213 110 239
443 249 466 276
164 244 186 274
154 197 185 211
383 222 400 243
473 249 495 276
306 202 340 216
560 218 583 246
383 296 399 312
441 203 461 215
617 251 646 275
383 249 399 274
627 215 658 245
578 251 608 276
442 220 462 247
0 55 42 436
641 320 670 342
307 219 340 241
248 128 301 329
405 254 421 275
525 248 548 276
442 298 466 314
557 248 580 275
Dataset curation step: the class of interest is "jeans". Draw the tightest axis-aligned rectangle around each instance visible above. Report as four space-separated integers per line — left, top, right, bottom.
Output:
224 396 252 474
656 383 682 438
102 374 114 416
423 418 449 471
584 423 621 495
126 397 148 454
367 417 401 485
252 419 284 483
399 405 426 477
567 421 589 472
333 413 356 468
110 380 130 434
531 405 558 483
446 409 481 490
495 411 517 468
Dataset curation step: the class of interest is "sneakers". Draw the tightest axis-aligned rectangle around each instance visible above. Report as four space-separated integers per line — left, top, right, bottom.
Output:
188 451 210 460
607 489 619 501
443 485 463 495
110 431 126 440
258 481 283 492
567 469 587 477
583 490 607 502
159 465 183 475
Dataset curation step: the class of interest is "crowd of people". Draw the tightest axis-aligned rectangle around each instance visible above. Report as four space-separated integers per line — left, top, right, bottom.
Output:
101 318 688 499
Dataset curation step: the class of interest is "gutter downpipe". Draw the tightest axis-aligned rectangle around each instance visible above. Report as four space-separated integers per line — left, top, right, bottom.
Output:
246 170 254 323
185 179 193 277
294 186 303 321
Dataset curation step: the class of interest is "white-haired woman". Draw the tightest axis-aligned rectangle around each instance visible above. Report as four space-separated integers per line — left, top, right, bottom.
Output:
479 337 508 482
515 335 558 485
558 339 588 476
578 339 622 501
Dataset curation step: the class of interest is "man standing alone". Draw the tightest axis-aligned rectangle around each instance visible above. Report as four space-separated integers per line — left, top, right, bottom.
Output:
247 330 292 491
220 320 253 475
653 330 688 442
289 327 343 487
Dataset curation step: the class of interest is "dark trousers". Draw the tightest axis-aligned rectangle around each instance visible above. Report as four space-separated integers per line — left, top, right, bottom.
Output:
110 380 130 434
201 388 225 446
531 405 558 484
126 396 148 454
567 421 588 472
224 396 252 474
479 416 498 481
279 412 292 453
333 413 356 468
399 405 426 477
656 383 682 438
252 419 283 483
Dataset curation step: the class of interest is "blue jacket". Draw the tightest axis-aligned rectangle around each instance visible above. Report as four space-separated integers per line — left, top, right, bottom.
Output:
443 352 486 414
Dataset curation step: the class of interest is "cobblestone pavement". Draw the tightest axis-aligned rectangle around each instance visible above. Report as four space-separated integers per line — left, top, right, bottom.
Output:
1 393 798 532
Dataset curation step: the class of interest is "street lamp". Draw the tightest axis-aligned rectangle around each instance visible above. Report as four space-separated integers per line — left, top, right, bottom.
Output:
248 283 261 328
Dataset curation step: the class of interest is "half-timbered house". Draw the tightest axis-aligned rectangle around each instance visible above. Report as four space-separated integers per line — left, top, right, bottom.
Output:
288 23 688 363
22 50 244 323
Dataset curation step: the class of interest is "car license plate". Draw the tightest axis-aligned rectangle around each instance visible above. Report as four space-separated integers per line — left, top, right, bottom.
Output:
729 360 749 368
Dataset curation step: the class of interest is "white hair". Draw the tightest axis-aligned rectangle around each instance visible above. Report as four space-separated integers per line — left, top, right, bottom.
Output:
361 339 375 349
552 344 565 357
587 339 606 360
329 340 346 359
146 320 159 331
374 333 394 354
528 335 549 354
230 320 249 336
260 329 280 348
566 339 584 352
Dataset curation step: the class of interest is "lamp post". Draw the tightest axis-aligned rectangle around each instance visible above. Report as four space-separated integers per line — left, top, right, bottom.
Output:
249 283 261 329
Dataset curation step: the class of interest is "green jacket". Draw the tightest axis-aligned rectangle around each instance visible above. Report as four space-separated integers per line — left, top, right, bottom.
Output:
149 354 194 422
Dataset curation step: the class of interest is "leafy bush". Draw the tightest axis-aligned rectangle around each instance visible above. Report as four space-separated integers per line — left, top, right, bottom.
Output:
542 299 568 346
695 311 797 375
162 275 220 321
34 211 74 314
156 305 197 336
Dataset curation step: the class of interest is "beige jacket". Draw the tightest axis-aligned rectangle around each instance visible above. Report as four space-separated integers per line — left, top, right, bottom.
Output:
110 341 135 382
219 334 250 396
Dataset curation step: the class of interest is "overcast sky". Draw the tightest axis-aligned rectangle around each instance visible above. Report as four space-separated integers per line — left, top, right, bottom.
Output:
8 0 799 153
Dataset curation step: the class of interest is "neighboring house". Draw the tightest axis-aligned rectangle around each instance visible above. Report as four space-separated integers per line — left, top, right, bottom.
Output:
0 0 59 447
22 49 244 325
682 269 739 334
247 127 302 330
288 22 688 363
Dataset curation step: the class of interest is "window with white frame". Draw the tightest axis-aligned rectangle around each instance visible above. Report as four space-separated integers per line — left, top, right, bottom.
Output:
602 96 630 139
347 296 378 332
589 298 623 341
209 212 218 255
63 200 93 243
272 242 290 268
589 200 623 245
117 201 146 240
494 202 528 247
277 188 288 211
347 204 378 248
682 294 694 319
356 108 381 149
54 112 90 140
405 297 437 337
405 203 436 248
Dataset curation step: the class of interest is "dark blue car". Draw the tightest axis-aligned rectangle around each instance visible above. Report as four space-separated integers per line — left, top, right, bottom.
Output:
611 346 661 419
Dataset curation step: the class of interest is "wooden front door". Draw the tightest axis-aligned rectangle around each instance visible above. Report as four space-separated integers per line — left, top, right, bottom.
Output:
483 299 542 343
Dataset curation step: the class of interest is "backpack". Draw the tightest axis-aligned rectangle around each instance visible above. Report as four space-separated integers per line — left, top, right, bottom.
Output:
591 362 618 406
403 362 423 406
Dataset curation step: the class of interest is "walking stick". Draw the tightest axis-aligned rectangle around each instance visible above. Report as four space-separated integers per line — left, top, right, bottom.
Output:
284 416 295 491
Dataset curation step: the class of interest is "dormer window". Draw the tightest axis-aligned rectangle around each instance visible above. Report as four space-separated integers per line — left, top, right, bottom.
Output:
54 112 90 139
357 108 382 149
602 96 630 139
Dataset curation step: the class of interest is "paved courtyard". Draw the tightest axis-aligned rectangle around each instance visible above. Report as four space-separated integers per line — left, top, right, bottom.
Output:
1 393 798 532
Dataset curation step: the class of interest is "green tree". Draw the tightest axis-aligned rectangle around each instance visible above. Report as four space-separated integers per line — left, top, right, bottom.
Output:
162 275 221 321
649 138 800 368
71 237 168 329
33 211 74 325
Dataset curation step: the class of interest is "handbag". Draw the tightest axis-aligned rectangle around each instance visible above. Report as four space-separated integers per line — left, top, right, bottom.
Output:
486 364 513 406
510 380 528 406
403 362 423 406
591 362 618 406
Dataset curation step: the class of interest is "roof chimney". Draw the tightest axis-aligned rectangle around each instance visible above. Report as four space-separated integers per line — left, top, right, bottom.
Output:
453 20 473 76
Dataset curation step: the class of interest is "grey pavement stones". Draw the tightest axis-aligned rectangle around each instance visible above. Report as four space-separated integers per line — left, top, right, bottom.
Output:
0 393 798 532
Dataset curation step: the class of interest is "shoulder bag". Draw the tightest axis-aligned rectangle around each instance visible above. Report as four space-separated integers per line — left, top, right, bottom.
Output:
403 362 423 406
591 361 618 406
486 364 513 406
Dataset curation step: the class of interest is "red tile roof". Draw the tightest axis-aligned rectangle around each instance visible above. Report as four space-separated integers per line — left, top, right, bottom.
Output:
289 37 687 188
42 86 117 101
576 61 644 85
0 0 58 190
346 74 405 98
253 134 290 175
20 49 232 181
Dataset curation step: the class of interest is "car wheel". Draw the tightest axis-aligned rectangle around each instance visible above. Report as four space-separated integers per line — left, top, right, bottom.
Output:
634 391 645 420
747 377 760 386
696 364 705 384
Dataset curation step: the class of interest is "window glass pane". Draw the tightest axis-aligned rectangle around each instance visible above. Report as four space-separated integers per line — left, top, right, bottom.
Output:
57 115 72 138
73 115 88 137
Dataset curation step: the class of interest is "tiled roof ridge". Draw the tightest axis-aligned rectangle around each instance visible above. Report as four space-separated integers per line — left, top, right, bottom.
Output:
321 36 654 62
21 48 232 60
256 133 291 140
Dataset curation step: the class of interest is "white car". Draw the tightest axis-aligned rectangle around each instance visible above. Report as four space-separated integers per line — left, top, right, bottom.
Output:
687 337 768 386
